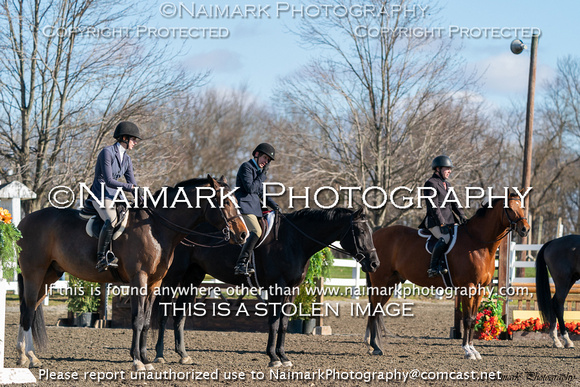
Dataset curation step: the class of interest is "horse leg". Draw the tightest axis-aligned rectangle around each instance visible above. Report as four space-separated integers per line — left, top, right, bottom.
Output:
130 274 148 371
366 276 398 356
275 297 292 367
266 296 283 367
553 286 574 348
153 293 170 363
18 270 57 368
174 292 194 364
139 290 157 370
460 292 482 360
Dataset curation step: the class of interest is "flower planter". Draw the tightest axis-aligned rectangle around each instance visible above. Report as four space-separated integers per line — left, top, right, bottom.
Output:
287 319 303 334
75 312 99 327
511 331 580 341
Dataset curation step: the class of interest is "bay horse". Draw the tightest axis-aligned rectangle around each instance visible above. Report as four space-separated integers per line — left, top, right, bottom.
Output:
16 176 247 371
536 234 580 348
367 194 529 359
153 207 379 367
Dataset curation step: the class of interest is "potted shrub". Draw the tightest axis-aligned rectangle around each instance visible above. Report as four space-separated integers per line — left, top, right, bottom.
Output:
67 276 100 327
290 247 334 334
0 207 21 280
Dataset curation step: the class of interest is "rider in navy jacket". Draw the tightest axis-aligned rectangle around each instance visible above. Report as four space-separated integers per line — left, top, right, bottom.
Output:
419 155 467 278
89 121 141 272
233 143 279 276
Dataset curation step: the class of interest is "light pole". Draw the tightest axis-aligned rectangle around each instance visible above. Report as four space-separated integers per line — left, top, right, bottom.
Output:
511 33 539 274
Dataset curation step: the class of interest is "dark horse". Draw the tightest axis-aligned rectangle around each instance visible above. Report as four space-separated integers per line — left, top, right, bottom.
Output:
367 194 529 359
16 176 247 371
153 207 380 367
536 234 580 348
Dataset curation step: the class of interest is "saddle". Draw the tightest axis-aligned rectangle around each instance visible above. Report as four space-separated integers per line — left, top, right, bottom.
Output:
255 210 277 248
418 225 459 287
79 200 129 240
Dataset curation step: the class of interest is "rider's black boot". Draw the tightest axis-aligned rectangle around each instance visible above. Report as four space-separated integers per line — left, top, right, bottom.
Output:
427 237 448 278
233 233 260 276
96 220 118 272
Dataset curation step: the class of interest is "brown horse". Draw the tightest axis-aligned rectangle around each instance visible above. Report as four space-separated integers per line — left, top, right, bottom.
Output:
16 176 247 371
366 193 529 359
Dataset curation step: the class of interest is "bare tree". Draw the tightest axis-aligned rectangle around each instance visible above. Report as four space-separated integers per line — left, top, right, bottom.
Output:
275 0 486 227
0 0 204 210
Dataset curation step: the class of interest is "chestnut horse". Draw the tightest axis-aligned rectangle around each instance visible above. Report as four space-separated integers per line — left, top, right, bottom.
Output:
153 208 380 367
536 234 580 348
16 176 247 371
367 194 529 359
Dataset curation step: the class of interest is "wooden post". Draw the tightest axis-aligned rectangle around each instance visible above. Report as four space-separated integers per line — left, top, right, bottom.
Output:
498 235 510 336
313 278 332 335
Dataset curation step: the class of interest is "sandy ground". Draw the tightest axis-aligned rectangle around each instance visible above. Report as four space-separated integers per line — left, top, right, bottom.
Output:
3 300 579 386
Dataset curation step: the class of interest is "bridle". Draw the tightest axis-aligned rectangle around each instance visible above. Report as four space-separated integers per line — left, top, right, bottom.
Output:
145 187 242 244
280 212 376 264
464 197 527 244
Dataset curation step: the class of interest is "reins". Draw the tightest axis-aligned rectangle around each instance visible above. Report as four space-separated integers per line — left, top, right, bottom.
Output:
278 212 374 263
462 198 527 245
143 190 241 245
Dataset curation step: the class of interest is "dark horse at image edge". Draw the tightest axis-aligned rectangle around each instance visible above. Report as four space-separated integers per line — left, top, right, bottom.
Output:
16 176 247 371
536 234 580 348
153 207 379 367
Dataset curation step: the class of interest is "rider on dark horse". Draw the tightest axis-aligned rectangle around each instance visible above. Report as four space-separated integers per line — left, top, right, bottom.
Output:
90 121 141 272
233 143 280 276
419 155 467 278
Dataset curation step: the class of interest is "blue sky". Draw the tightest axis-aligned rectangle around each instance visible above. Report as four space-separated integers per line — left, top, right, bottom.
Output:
149 0 578 107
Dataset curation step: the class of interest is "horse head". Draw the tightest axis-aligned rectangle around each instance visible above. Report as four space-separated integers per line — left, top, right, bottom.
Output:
503 192 529 237
339 208 380 273
207 174 248 245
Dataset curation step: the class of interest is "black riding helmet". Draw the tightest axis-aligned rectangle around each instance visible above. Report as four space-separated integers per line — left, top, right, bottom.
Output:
253 143 275 161
431 155 453 170
113 121 141 140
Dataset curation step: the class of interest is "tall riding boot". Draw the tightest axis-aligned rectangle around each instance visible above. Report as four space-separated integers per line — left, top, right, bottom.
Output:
234 233 260 276
427 237 448 278
96 220 117 272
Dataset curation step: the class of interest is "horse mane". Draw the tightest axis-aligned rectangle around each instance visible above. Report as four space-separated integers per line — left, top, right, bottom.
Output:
285 207 354 222
473 193 519 219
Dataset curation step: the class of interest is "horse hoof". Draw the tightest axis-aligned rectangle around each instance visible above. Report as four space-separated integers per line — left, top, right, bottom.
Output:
464 354 476 360
565 342 575 349
282 361 293 367
371 349 383 356
16 359 29 368
553 341 564 348
180 356 193 365
145 363 155 371
132 361 146 372
29 360 42 368
268 361 282 368
153 357 165 364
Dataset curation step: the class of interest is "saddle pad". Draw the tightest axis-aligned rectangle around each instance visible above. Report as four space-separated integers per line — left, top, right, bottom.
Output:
255 211 276 249
85 211 129 240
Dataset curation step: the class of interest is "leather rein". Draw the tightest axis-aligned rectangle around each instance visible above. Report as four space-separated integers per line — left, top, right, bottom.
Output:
463 198 527 245
279 212 376 264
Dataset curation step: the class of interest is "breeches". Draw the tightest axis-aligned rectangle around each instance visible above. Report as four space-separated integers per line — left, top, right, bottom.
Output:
242 214 262 238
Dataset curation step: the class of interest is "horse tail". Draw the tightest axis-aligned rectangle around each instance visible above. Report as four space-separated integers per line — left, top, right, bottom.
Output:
17 274 48 351
535 241 554 326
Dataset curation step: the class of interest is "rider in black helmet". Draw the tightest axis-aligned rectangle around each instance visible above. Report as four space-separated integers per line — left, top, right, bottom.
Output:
419 155 467 278
233 143 279 276
89 121 141 272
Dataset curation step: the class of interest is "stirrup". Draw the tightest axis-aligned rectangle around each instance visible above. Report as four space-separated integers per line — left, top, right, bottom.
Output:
234 263 254 276
96 251 118 272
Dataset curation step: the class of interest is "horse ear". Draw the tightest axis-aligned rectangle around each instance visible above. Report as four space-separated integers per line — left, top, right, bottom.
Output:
354 207 364 218
207 174 218 189
218 175 227 184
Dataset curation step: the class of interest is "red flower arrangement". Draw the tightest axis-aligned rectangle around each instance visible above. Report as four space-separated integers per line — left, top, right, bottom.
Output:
474 295 506 340
508 318 580 336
